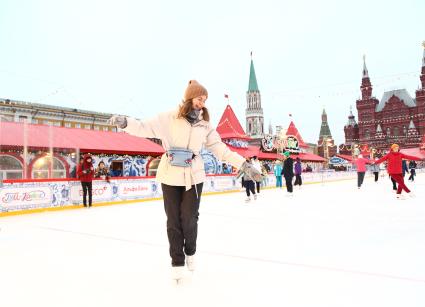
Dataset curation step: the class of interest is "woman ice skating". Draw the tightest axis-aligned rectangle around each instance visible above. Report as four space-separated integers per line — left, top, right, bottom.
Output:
282 152 294 195
242 158 257 202
408 160 417 181
77 154 95 207
293 157 302 188
274 160 283 188
251 156 262 194
374 144 421 200
353 154 369 189
370 157 380 182
109 80 261 282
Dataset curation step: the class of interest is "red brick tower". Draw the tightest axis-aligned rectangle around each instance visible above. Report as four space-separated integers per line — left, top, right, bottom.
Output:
356 55 379 144
415 42 425 138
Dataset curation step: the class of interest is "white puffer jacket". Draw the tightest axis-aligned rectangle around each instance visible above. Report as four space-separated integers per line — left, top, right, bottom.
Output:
123 108 245 190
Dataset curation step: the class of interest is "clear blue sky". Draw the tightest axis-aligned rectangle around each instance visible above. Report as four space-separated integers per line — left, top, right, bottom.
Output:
1 0 424 145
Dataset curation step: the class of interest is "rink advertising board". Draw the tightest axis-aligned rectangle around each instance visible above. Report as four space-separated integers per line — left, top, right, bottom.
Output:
0 184 52 211
70 181 114 204
0 171 367 214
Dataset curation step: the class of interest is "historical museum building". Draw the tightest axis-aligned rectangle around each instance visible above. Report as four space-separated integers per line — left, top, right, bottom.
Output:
341 45 425 155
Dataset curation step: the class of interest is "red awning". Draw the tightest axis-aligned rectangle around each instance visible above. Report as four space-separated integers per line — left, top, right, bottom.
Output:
292 152 326 162
336 154 354 163
400 148 425 160
256 150 285 160
226 144 285 160
0 121 165 155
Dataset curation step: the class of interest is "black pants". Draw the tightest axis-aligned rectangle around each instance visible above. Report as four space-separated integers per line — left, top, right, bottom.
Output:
294 174 302 186
255 181 261 193
391 176 397 190
81 181 92 206
161 183 203 267
373 172 379 182
357 172 365 187
245 180 256 197
408 169 416 181
284 174 293 193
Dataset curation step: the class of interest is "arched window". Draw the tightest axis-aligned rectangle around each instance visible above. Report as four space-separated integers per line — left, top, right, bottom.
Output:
32 156 66 179
147 158 161 176
386 127 391 136
393 127 399 137
403 126 407 135
0 155 23 179
365 129 370 139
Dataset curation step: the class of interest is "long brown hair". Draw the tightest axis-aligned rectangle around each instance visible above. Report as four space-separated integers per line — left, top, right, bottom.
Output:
177 99 210 122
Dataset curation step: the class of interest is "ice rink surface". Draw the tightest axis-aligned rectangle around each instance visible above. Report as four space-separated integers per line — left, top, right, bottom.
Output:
1 174 424 307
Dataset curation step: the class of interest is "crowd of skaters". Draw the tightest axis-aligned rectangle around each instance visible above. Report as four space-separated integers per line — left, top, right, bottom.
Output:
353 143 422 200
240 153 307 202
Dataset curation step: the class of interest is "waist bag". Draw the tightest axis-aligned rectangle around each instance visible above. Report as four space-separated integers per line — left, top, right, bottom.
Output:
167 148 195 167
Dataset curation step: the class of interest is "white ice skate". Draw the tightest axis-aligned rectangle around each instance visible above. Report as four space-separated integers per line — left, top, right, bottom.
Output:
171 266 185 284
186 255 195 271
245 196 251 202
396 194 406 200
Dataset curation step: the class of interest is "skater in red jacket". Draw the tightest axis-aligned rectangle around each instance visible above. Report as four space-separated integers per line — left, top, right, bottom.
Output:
77 154 95 207
373 144 421 199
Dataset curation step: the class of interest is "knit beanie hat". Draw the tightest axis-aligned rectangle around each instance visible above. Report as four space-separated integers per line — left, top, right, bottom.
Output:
390 143 399 151
183 80 208 101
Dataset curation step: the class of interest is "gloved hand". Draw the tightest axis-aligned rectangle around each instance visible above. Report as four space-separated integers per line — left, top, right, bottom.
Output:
236 161 262 182
108 115 128 129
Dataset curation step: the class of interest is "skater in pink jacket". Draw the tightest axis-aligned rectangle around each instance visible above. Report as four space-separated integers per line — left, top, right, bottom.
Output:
353 154 369 189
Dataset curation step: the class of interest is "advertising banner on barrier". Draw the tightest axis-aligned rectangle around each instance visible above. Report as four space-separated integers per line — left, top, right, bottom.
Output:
70 181 114 204
0 184 52 211
0 172 363 214
118 179 160 200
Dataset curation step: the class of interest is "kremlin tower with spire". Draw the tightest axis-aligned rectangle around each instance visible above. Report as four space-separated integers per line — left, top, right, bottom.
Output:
245 53 264 145
317 109 337 159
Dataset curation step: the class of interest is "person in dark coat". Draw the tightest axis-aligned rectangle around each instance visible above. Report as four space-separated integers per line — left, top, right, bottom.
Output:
408 160 417 181
281 151 294 195
77 154 95 207
402 160 409 177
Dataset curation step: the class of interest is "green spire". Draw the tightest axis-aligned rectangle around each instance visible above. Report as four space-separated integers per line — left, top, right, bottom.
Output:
248 56 259 92
319 108 332 139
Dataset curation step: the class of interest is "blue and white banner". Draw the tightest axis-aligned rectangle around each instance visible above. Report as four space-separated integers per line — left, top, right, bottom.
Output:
0 170 386 214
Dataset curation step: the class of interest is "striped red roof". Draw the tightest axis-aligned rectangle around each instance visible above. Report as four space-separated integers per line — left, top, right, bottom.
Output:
0 121 164 155
216 105 250 140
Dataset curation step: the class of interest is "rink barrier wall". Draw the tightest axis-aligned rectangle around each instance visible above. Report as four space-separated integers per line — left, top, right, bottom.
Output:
1 170 423 217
